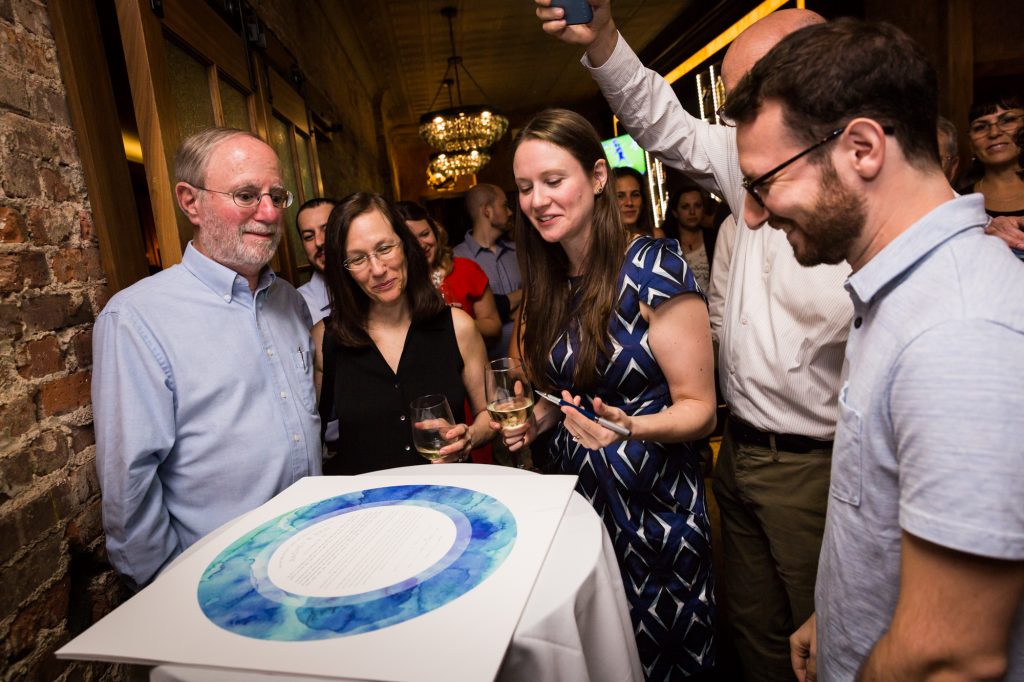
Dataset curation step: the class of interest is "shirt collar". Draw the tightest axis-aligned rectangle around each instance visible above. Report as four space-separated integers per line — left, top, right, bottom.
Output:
845 194 987 307
464 231 514 256
181 242 277 303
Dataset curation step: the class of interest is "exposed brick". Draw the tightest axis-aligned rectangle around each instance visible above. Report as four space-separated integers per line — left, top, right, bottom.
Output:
0 251 49 292
70 425 95 455
0 205 27 242
52 247 102 284
4 116 60 160
18 334 62 379
0 67 29 114
13 0 53 38
0 491 59 567
18 34 58 80
78 209 94 242
1 154 40 198
0 448 33 500
39 164 74 201
30 82 71 127
27 204 75 245
0 0 13 24
39 370 91 417
0 302 23 341
0 398 35 443
21 292 70 332
0 253 17 291
64 498 101 550
29 428 70 478
70 327 92 368
6 576 69 661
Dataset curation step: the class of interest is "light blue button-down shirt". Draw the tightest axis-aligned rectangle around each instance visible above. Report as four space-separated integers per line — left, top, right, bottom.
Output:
297 270 329 325
817 194 1024 679
93 243 322 587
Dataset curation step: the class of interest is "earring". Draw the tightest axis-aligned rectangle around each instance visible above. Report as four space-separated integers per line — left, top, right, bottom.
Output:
595 184 604 195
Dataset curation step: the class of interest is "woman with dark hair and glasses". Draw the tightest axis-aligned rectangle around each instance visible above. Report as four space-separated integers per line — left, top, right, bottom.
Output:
312 193 493 474
960 92 1024 254
502 109 717 679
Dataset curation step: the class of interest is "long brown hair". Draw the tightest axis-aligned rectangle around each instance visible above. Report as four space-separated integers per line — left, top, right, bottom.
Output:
513 109 626 393
394 201 453 274
323 193 444 347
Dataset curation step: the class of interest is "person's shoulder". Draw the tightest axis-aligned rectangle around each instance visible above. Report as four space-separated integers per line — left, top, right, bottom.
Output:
452 239 474 258
449 305 477 336
101 266 184 316
453 257 485 276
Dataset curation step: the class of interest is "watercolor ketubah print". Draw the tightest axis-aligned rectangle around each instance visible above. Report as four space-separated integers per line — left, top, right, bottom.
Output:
197 484 517 641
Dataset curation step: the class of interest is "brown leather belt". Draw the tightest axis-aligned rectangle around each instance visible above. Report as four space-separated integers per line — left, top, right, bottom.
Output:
727 416 833 454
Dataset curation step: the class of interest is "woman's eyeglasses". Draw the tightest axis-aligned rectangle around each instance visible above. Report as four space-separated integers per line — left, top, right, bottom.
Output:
343 242 402 271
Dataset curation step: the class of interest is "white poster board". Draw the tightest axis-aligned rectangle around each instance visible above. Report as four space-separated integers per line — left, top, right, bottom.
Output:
58 474 578 682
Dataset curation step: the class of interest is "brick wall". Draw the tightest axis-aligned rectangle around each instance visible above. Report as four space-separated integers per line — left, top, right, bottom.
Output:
0 0 128 679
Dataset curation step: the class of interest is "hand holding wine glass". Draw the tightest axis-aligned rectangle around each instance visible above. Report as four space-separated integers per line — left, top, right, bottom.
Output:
485 358 535 466
410 395 468 463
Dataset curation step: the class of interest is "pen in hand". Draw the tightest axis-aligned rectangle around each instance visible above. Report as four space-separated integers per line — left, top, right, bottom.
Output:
535 390 632 437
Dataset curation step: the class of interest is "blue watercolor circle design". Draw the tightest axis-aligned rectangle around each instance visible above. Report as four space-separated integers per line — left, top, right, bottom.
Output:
197 484 516 641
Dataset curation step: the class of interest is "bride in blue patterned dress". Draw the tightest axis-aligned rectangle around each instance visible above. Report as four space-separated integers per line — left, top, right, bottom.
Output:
498 109 718 680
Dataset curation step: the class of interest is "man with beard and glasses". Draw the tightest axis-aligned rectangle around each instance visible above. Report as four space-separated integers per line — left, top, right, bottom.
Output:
93 128 322 589
536 2 851 678
723 20 1024 681
295 197 337 324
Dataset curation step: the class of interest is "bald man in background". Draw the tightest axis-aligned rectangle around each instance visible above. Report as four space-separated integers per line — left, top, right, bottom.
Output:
537 3 852 679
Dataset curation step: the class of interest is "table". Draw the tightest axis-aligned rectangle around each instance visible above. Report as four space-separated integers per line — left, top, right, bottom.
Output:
152 464 642 682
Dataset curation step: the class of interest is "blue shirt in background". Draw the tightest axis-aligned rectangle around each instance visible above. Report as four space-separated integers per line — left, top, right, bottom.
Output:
93 243 322 588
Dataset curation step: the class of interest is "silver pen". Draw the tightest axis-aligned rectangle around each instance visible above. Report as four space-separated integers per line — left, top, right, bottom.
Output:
535 390 632 438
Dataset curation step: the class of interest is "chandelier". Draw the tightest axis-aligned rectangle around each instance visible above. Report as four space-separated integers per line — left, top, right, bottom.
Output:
419 7 508 180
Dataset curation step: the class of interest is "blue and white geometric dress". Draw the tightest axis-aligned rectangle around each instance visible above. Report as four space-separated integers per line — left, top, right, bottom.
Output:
546 236 715 680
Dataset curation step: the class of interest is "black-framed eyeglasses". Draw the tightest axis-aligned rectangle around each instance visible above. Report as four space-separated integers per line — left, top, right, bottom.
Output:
192 184 294 209
741 125 895 208
968 112 1023 139
716 103 736 127
343 241 402 271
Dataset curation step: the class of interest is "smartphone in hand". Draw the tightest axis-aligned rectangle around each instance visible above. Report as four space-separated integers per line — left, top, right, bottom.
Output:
550 0 593 25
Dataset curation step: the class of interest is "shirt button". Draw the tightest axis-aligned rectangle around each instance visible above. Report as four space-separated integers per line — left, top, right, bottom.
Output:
267 348 274 357
400 415 407 421
293 434 300 442
740 317 748 325
280 391 287 399
223 294 231 302
394 383 400 389
854 317 863 329
404 445 411 451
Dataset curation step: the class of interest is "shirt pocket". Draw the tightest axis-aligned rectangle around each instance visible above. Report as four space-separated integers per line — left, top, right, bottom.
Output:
830 381 863 507
292 344 317 414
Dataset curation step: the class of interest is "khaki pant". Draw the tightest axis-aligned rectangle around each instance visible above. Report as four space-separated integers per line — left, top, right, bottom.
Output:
712 424 831 682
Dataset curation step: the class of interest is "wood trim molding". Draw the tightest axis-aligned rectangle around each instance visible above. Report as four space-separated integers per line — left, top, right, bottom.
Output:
48 0 151 293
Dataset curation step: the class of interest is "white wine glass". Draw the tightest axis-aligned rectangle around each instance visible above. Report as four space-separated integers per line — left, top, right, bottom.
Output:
485 358 535 468
410 394 457 462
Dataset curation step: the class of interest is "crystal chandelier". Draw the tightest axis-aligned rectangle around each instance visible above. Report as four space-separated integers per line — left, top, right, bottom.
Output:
419 7 508 179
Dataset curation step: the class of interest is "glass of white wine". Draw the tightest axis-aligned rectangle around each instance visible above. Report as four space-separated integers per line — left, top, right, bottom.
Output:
485 358 534 467
410 394 457 462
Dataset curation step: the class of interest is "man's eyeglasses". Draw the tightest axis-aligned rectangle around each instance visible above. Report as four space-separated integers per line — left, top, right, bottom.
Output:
343 242 402 271
968 113 1023 139
192 184 294 209
742 125 894 209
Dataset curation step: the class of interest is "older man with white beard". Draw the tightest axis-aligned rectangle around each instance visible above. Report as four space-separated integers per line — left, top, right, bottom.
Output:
93 127 321 589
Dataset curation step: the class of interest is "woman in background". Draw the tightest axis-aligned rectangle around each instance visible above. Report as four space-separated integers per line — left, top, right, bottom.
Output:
960 92 1024 255
660 181 714 292
502 109 717 680
614 166 662 239
314 193 492 474
395 201 502 345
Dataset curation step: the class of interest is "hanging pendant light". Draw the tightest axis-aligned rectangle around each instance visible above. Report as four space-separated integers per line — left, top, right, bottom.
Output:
419 7 508 180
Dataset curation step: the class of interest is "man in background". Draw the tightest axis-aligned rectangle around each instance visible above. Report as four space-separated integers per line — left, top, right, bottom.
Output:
937 115 960 183
93 128 321 589
295 197 337 325
722 19 1024 680
455 183 522 358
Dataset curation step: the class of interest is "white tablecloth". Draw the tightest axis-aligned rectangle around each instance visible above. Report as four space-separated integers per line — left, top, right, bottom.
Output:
152 464 641 682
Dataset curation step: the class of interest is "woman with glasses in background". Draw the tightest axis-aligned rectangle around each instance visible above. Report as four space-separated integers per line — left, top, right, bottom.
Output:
312 192 493 474
960 92 1024 255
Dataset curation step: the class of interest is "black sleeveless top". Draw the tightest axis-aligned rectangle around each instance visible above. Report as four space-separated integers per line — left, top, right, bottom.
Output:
320 309 466 475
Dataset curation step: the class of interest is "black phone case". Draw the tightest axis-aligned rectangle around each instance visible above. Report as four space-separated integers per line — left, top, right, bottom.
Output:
551 0 593 25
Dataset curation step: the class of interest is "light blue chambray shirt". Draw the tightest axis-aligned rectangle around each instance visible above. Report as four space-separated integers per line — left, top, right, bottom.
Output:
297 270 329 325
817 194 1024 679
93 243 322 588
